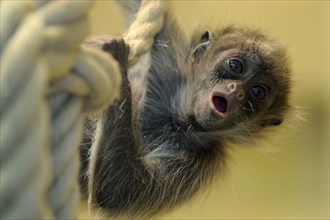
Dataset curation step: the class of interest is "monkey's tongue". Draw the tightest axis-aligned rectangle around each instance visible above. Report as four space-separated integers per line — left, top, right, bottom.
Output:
212 96 228 114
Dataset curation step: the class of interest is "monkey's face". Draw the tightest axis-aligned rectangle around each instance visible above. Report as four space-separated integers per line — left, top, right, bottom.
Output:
184 27 291 139
193 49 277 129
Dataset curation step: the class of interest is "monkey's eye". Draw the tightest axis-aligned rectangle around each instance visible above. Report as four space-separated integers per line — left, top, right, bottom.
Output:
251 85 267 100
227 58 244 74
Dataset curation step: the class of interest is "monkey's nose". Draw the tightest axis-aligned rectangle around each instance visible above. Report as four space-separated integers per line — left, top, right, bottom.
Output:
227 82 245 101
235 90 245 101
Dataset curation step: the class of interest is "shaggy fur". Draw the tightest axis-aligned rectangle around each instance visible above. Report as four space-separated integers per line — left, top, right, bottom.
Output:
79 12 291 219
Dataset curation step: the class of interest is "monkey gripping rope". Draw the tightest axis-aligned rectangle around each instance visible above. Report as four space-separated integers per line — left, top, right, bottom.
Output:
0 1 121 219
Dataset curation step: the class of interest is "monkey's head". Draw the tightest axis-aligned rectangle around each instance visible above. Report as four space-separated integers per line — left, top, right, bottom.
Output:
181 26 291 142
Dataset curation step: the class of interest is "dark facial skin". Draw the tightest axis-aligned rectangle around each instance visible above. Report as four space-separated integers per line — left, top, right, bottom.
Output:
79 12 291 219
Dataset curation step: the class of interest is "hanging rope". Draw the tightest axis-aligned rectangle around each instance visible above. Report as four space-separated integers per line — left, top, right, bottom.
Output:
123 0 166 66
0 0 165 219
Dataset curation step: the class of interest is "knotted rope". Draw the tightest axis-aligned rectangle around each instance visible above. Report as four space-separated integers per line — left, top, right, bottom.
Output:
0 0 165 219
1 1 120 219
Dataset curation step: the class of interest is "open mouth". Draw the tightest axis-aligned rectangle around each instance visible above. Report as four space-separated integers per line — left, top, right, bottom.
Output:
211 95 228 115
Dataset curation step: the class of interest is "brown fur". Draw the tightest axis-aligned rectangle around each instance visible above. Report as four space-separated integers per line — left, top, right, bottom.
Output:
79 12 292 219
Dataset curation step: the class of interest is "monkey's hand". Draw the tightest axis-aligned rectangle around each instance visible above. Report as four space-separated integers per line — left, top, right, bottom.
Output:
101 38 130 74
84 36 130 76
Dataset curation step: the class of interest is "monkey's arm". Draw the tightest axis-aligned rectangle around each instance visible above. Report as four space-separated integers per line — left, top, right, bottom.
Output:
85 38 151 213
78 37 133 197
86 22 201 218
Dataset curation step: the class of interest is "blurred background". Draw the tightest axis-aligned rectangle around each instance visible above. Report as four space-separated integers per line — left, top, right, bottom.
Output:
80 1 329 219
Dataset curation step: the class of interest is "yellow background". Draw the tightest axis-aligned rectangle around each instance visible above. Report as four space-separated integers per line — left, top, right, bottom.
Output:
81 1 329 219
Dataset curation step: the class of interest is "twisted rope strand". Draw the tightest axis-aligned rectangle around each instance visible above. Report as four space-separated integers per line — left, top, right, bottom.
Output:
124 0 165 66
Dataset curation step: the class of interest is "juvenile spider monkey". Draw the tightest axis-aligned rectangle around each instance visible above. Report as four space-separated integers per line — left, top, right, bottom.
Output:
80 4 291 219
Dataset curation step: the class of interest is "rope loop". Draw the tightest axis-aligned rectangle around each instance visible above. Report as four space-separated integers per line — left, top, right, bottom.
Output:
49 46 121 113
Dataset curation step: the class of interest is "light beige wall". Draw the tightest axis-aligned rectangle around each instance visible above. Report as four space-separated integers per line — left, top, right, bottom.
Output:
86 1 329 219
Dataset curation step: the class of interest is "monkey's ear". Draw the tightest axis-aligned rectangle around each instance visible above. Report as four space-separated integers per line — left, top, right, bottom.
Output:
259 118 283 127
191 30 213 61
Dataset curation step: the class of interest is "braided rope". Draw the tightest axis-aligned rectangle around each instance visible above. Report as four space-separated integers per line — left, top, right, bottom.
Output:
123 0 166 66
0 1 120 219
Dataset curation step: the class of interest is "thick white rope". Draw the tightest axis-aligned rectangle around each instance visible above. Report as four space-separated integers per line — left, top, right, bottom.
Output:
0 1 121 219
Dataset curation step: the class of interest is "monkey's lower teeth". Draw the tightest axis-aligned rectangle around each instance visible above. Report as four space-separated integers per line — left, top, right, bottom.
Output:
212 96 228 113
